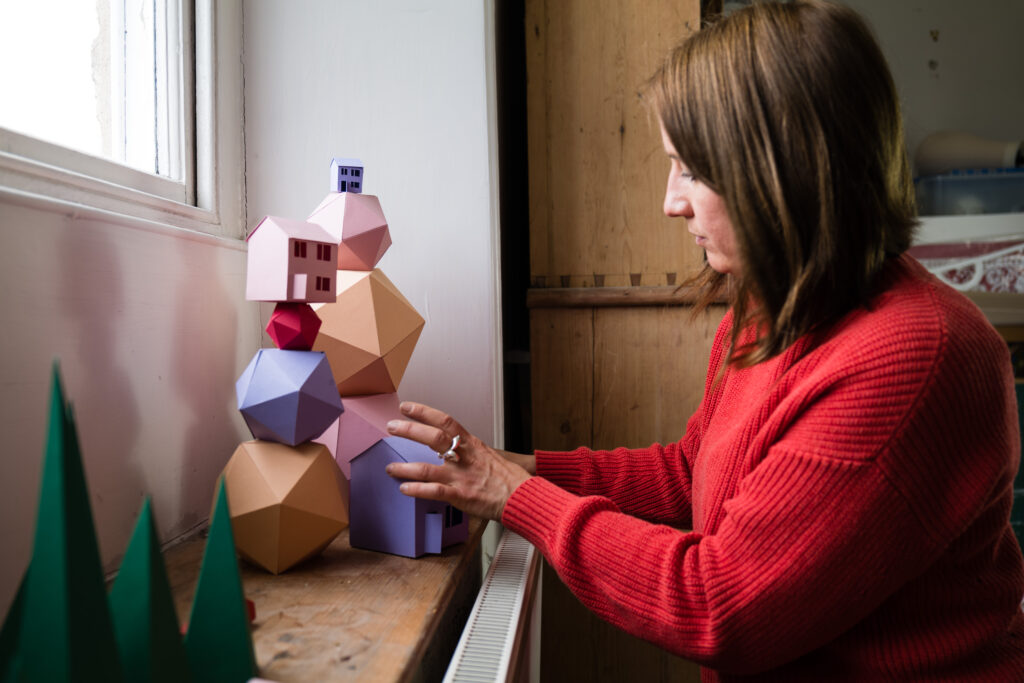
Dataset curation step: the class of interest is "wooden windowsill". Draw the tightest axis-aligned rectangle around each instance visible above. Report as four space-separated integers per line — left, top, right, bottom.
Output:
165 519 485 682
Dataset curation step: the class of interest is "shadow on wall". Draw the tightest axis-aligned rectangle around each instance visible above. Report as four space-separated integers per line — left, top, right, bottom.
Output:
58 218 144 569
170 236 241 534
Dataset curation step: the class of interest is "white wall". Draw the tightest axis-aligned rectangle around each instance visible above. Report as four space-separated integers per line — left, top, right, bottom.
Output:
0 1 503 617
0 204 261 614
242 1 503 441
0 0 258 615
841 0 1024 166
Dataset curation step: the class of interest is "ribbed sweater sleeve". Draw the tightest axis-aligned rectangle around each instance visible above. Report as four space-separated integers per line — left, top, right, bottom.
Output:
504 452 931 673
501 259 1024 677
533 441 694 527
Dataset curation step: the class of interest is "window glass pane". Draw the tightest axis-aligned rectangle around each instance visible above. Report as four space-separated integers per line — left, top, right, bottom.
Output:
0 0 184 180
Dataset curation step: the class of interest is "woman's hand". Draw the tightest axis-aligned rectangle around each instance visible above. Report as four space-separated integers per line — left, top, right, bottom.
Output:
385 401 533 521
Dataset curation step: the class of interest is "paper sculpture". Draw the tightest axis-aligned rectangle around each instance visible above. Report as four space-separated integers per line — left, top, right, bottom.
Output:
315 392 401 478
14 366 124 681
245 215 339 303
0 573 25 681
307 192 391 270
222 441 350 574
350 437 468 558
329 157 364 194
108 498 192 682
312 269 424 396
184 478 258 683
266 302 322 351
236 349 344 446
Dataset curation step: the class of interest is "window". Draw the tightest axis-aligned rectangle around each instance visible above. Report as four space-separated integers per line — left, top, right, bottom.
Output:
444 506 463 528
316 243 332 261
0 0 192 205
293 241 307 258
314 276 331 292
0 0 243 239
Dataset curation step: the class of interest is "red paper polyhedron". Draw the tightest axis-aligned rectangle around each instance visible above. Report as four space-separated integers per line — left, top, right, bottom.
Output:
266 302 323 350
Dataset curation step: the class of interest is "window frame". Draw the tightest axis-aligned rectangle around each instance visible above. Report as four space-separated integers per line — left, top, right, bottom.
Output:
0 0 244 240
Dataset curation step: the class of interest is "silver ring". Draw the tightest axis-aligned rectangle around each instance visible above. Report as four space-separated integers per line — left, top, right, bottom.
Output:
438 434 462 463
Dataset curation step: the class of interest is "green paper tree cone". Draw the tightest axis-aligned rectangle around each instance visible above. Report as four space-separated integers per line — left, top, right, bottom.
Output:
17 365 123 681
109 498 192 682
0 572 26 683
184 478 257 682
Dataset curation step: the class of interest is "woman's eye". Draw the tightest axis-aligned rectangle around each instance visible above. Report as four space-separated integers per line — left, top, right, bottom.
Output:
679 171 695 182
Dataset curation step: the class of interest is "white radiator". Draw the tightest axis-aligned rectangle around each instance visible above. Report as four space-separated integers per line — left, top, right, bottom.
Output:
443 530 541 683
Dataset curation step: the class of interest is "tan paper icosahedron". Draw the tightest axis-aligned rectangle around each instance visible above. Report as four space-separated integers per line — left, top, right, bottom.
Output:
221 440 350 574
312 269 424 396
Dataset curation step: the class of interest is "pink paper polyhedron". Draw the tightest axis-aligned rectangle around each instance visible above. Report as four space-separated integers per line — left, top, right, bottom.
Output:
266 302 322 350
307 193 391 270
315 392 401 478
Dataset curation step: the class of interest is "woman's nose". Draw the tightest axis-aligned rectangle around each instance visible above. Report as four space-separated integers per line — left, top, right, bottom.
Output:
664 186 693 218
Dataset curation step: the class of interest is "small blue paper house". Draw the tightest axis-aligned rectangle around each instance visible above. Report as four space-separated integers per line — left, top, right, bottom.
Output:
350 437 468 558
330 158 363 194
235 349 344 446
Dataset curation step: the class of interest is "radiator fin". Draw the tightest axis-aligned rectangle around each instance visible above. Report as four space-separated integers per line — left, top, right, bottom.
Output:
443 531 536 682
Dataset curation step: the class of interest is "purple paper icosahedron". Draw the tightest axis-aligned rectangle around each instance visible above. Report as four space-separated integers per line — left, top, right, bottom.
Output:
236 349 344 446
349 436 468 558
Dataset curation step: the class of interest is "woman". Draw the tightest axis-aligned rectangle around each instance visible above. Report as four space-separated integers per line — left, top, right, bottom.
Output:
386 1 1024 678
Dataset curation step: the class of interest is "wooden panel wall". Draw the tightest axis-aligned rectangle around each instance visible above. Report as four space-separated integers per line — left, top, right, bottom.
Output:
524 0 723 680
526 0 703 289
530 304 725 452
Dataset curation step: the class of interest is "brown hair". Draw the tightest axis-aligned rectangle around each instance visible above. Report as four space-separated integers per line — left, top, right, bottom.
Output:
646 0 917 366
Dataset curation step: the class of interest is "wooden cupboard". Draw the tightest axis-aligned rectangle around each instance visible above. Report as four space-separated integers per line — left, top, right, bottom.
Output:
523 0 724 679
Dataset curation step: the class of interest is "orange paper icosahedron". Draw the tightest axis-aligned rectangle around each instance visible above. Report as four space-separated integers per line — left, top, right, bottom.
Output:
221 440 350 574
311 269 424 396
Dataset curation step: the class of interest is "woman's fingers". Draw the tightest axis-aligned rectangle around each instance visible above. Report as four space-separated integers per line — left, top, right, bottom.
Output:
400 402 465 439
382 400 533 520
386 460 449 484
385 417 449 452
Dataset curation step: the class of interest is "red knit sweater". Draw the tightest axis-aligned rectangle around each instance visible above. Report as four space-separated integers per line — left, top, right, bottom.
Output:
502 255 1024 680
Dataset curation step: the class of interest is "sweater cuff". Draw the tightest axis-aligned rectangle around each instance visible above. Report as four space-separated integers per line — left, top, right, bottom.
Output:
501 476 582 558
534 447 593 493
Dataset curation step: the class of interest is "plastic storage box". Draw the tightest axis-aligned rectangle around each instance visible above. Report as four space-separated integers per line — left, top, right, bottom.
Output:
915 168 1024 216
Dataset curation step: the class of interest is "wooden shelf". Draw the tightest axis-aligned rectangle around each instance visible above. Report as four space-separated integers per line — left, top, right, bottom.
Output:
166 519 485 682
526 285 728 309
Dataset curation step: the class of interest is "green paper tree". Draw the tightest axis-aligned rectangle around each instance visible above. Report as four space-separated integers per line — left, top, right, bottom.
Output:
16 366 123 681
109 498 192 682
0 573 26 682
184 478 257 683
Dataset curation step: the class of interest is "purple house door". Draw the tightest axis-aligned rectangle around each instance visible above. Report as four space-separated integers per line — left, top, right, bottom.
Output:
424 511 443 554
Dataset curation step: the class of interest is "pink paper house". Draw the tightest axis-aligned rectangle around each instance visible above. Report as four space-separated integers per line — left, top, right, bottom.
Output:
245 215 339 303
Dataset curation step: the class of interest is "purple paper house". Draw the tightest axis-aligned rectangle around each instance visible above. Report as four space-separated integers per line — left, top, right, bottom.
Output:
245 215 338 303
235 348 344 446
330 158 363 194
350 437 468 558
